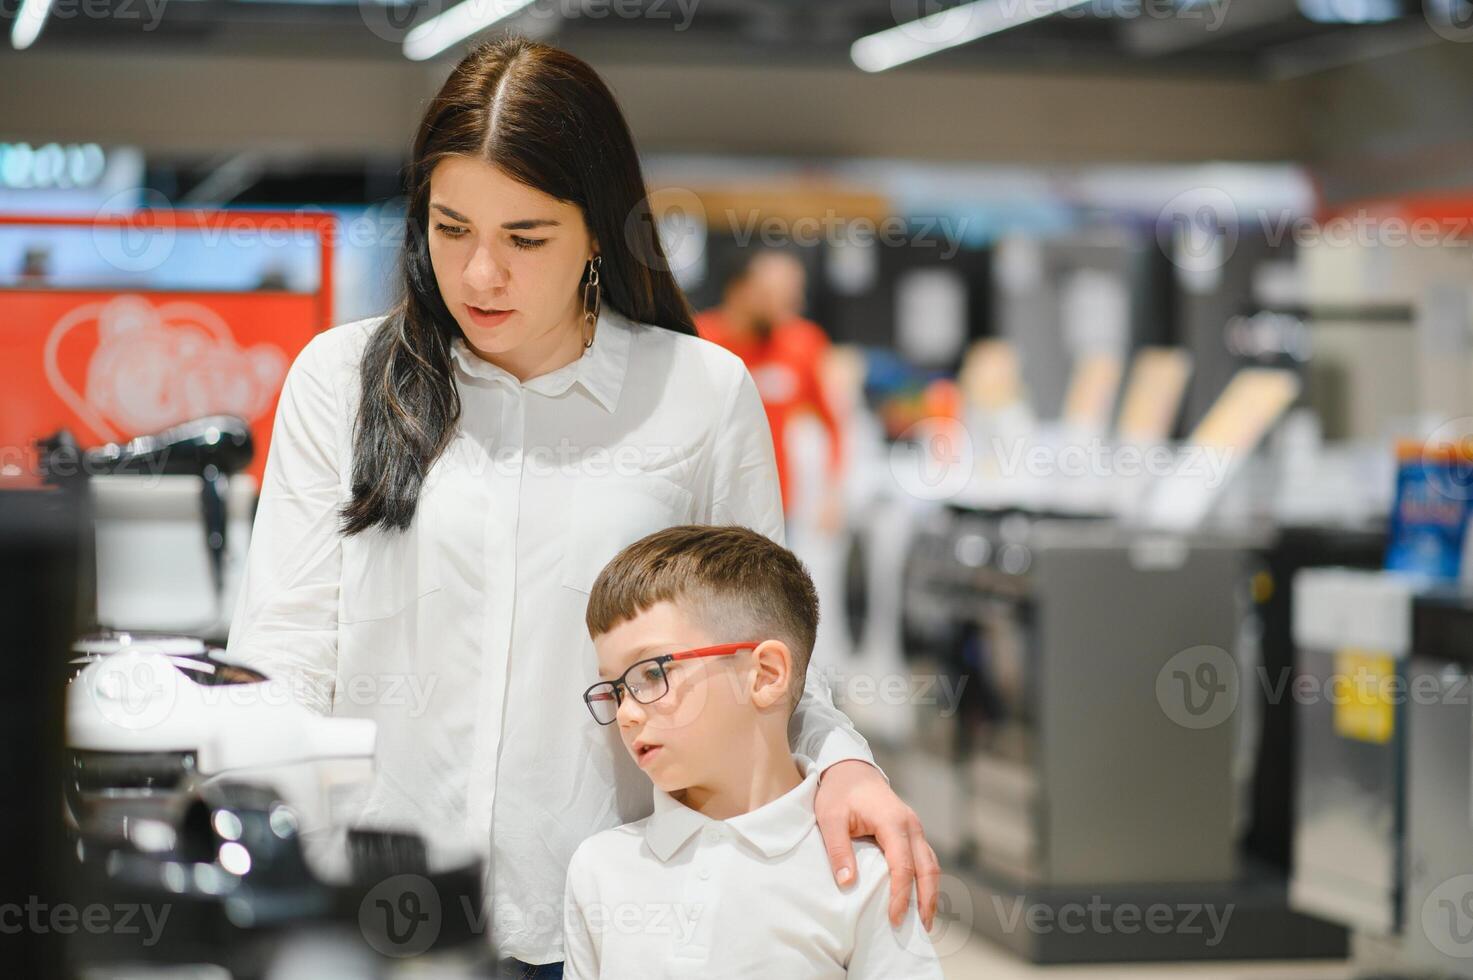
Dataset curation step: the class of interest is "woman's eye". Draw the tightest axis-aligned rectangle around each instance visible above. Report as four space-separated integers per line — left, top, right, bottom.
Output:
434 223 468 239
511 236 547 251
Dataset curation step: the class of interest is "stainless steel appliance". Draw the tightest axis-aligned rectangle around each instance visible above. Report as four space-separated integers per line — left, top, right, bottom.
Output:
1290 569 1413 936
904 506 1346 962
1403 591 1473 976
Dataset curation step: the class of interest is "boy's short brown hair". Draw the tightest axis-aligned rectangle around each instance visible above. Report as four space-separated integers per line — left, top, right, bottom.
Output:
585 525 819 712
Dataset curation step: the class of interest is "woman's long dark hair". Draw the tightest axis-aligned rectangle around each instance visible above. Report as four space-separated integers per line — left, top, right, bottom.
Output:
340 35 697 535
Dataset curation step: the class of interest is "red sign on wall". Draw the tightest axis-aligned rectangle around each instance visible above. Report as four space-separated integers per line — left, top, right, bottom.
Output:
0 210 335 488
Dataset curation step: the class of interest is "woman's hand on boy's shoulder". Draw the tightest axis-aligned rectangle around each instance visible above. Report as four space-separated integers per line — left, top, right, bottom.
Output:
813 759 941 932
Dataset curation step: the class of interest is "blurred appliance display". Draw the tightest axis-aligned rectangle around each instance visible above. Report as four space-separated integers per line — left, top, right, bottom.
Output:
1290 568 1414 935
1290 571 1473 979
1404 591 1473 977
65 631 374 836
69 777 486 974
992 232 1171 424
1241 525 1387 877
41 415 256 640
1174 228 1301 434
903 509 1346 962
1136 367 1302 532
63 631 489 974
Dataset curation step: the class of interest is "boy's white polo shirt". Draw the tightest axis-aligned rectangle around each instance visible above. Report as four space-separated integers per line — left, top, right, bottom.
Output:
562 754 943 979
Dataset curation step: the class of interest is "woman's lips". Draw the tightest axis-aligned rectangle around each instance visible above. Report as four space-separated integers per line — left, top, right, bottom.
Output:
635 744 663 768
465 304 515 328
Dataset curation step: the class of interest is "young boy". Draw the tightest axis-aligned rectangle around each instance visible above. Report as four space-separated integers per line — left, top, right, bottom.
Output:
562 524 944 979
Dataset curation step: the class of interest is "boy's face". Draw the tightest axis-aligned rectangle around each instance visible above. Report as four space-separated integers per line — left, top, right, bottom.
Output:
592 601 757 795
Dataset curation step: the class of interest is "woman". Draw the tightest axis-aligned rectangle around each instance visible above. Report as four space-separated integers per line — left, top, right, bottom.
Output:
225 35 938 977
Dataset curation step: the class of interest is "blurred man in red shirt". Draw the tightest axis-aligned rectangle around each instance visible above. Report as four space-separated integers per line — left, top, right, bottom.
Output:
695 250 845 529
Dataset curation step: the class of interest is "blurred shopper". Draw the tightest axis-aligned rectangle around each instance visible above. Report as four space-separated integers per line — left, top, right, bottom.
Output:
695 250 847 532
224 36 937 980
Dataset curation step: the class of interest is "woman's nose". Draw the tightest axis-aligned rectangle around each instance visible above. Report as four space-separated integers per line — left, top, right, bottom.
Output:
462 243 507 293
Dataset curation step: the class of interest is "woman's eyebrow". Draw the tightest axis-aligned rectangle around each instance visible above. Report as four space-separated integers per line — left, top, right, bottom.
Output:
430 203 471 222
429 203 561 231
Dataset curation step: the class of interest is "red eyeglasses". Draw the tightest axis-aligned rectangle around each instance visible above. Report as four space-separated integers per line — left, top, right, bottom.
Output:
583 642 764 726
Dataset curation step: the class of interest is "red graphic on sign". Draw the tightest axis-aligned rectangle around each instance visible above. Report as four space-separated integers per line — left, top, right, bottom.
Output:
4 290 324 486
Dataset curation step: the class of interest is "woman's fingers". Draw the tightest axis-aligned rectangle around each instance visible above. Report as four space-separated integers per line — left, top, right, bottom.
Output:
816 806 859 888
872 820 919 928
913 829 942 931
814 760 942 929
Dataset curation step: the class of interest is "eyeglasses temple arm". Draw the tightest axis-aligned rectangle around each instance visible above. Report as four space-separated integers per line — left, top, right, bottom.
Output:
668 642 764 661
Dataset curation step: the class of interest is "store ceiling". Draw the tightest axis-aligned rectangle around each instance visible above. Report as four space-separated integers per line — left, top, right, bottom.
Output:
0 0 1442 78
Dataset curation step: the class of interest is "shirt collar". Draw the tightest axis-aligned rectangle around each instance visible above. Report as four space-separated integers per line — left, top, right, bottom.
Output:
644 754 818 863
448 304 634 414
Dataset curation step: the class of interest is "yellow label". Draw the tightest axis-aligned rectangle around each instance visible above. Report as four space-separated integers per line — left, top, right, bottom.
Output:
1332 649 1396 744
1251 571 1274 605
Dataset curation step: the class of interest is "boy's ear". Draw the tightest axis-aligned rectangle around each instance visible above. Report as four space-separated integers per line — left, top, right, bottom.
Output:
749 639 795 712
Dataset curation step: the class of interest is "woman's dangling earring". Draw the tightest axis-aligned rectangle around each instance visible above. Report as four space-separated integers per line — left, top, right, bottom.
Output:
581 254 602 350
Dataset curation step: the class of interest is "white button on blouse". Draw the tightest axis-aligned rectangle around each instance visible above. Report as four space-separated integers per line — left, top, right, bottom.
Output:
224 305 877 963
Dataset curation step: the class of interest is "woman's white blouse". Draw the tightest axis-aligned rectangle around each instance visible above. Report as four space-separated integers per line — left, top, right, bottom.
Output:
223 305 876 963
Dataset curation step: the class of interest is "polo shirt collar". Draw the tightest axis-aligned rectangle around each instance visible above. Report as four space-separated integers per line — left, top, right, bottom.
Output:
644 755 818 863
448 304 634 414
